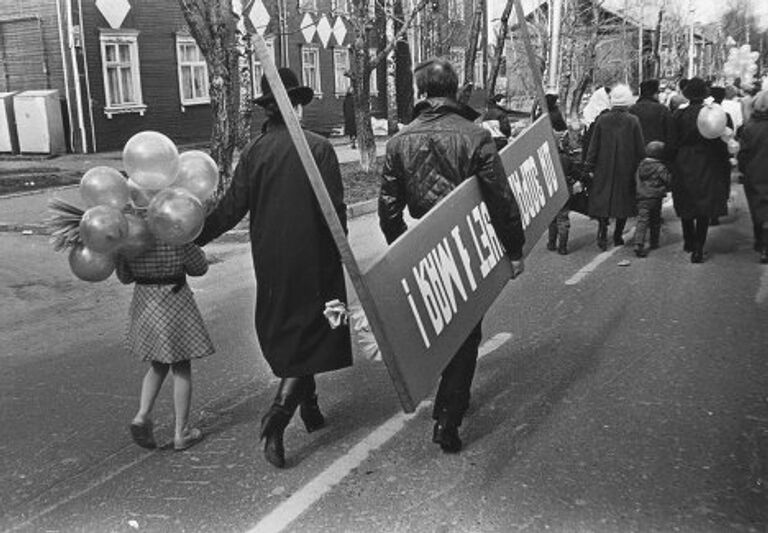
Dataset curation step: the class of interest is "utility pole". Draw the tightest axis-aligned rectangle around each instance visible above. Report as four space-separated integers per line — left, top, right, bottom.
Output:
548 0 563 92
638 1 644 82
687 0 695 78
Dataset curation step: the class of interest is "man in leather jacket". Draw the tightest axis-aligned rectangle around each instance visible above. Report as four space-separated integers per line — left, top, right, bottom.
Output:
378 58 525 453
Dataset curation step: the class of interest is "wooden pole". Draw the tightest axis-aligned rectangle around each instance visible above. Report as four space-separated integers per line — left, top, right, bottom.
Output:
512 0 549 116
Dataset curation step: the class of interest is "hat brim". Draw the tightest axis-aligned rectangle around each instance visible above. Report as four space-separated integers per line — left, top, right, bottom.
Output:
254 86 314 107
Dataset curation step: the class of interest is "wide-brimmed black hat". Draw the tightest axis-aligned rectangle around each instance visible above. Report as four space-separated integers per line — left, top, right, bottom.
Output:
683 77 709 101
254 67 314 107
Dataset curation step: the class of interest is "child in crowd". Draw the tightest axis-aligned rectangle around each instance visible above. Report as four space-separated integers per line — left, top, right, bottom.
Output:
547 130 586 255
117 238 215 451
634 140 672 257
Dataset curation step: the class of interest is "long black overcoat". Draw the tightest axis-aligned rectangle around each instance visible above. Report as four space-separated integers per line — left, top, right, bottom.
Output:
585 108 645 218
670 103 730 219
196 120 352 378
737 112 768 224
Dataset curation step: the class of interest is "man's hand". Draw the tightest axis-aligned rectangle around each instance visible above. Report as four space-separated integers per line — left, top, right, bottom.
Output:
510 259 525 279
572 181 584 194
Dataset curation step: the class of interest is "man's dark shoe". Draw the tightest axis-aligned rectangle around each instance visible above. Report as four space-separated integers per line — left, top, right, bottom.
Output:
546 240 557 251
634 245 647 258
432 421 462 453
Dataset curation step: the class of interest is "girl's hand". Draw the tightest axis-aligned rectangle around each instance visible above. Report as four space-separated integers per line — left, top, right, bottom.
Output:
573 181 584 194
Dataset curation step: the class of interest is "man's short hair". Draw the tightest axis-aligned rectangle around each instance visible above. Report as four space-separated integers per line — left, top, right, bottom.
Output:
639 79 660 97
414 58 458 98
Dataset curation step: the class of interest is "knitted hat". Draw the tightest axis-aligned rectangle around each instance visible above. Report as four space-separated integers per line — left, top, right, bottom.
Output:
609 84 635 107
682 77 709 101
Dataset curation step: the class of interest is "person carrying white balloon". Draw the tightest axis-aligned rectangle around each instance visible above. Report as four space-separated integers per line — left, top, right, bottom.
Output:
116 237 214 452
669 77 731 264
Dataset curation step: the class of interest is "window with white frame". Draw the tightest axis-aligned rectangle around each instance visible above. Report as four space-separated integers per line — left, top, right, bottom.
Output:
448 0 464 21
334 48 350 95
252 37 276 97
300 0 317 12
450 47 465 83
176 35 209 108
369 49 378 95
99 29 145 117
368 0 376 20
301 45 322 95
332 0 349 14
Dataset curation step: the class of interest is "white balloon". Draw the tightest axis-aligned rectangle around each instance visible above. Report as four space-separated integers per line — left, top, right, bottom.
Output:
123 131 180 190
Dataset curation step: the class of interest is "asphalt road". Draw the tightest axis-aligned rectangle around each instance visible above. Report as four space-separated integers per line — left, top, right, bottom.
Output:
1 189 767 533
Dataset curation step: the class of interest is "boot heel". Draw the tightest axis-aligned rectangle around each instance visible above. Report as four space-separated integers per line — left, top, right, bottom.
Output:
300 394 326 433
260 405 291 468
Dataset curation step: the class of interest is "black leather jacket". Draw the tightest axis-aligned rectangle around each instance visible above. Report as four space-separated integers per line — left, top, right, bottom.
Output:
378 97 525 260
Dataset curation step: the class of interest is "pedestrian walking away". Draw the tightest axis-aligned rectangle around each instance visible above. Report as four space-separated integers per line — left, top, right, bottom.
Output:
379 58 525 454
633 141 672 258
737 90 768 263
547 128 586 256
629 79 673 157
343 86 357 149
117 239 214 452
584 83 645 251
195 67 352 469
670 77 730 263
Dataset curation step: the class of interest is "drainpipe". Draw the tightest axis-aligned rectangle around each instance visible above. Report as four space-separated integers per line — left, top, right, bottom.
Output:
77 0 97 152
547 0 562 92
55 0 75 151
65 0 88 153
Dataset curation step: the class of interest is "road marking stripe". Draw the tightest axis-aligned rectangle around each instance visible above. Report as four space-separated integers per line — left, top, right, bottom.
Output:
565 227 636 286
756 267 768 304
246 332 512 533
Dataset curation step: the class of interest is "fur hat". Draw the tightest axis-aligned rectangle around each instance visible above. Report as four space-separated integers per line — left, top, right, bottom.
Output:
682 77 709 101
609 84 635 107
254 67 314 107
639 79 660 97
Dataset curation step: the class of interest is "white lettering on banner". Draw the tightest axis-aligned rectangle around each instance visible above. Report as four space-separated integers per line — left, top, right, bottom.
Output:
401 278 430 348
424 253 452 329
479 203 505 261
537 142 558 197
507 155 546 230
506 169 529 228
431 237 468 313
450 225 477 291
412 259 444 337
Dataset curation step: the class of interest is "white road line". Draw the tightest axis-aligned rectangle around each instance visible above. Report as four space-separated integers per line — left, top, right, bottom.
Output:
565 227 636 286
756 267 768 304
246 332 512 533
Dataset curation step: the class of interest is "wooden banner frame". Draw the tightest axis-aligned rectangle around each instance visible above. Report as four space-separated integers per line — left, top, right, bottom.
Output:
249 0 552 412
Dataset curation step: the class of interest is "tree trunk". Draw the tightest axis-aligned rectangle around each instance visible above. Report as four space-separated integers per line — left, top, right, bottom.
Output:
385 0 398 133
178 0 240 194
352 38 377 172
487 0 516 95
652 6 663 78
568 0 600 118
458 0 484 105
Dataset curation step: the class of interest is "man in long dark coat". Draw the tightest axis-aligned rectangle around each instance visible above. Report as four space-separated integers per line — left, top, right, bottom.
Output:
669 77 730 263
585 84 646 250
196 68 352 468
629 79 673 155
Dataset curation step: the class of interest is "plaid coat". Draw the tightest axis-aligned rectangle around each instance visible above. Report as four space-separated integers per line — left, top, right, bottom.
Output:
117 242 214 363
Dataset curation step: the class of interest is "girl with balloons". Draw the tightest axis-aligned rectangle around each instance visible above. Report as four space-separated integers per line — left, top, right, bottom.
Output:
51 129 221 451
670 78 732 264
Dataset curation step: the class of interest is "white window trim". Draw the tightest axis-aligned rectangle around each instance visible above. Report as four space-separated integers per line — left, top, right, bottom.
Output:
333 48 350 96
332 0 349 15
175 34 210 111
449 0 464 21
251 36 276 98
474 51 483 88
301 44 323 97
299 0 318 13
98 29 146 118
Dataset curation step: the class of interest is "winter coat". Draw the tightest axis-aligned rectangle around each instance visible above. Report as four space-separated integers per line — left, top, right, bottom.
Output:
737 111 768 224
629 96 673 152
670 102 731 218
379 97 525 260
483 100 512 138
585 108 645 218
636 157 671 199
196 120 352 378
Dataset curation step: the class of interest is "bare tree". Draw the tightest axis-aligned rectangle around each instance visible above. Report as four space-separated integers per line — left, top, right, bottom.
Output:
178 0 240 193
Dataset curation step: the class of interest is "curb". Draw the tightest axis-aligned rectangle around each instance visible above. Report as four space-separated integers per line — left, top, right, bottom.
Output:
0 198 379 236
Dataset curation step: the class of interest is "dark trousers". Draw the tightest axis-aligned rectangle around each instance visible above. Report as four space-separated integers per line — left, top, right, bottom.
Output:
681 217 710 251
634 198 662 247
432 322 482 426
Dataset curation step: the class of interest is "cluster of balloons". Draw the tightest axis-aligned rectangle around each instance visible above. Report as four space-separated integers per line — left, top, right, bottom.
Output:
69 131 219 282
696 105 740 155
724 45 760 87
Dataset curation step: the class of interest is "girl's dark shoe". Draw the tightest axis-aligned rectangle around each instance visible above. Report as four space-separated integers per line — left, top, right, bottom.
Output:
634 245 647 258
546 239 557 251
613 236 625 246
760 249 768 264
691 249 704 263
129 420 156 449
299 394 326 433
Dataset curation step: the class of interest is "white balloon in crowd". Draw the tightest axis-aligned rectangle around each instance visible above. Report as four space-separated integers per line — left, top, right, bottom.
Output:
697 105 727 139
146 187 206 246
123 131 180 190
80 166 129 209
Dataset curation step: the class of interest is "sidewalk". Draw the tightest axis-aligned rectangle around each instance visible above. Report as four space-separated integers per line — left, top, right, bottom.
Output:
0 136 388 233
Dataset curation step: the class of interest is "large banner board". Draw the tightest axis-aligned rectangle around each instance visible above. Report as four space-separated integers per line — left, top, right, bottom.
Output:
362 115 569 411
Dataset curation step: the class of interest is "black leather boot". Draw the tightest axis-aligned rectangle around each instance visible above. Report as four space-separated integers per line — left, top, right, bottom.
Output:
432 412 462 453
597 219 608 251
557 230 569 255
299 376 325 433
260 378 303 468
649 225 660 250
547 225 557 251
761 227 768 264
613 218 627 246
